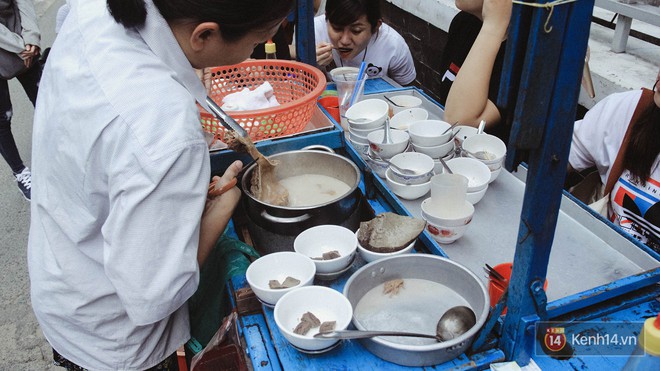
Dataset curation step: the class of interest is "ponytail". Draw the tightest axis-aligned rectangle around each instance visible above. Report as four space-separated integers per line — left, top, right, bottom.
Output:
107 0 148 29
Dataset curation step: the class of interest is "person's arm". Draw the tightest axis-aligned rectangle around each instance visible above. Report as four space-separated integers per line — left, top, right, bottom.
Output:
15 0 40 47
443 0 511 129
198 160 242 266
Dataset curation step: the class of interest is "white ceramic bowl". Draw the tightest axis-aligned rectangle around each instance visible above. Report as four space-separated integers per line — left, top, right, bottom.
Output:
365 149 389 178
347 129 369 144
432 151 456 174
420 198 475 244
294 225 358 274
388 152 435 185
390 108 429 131
461 134 507 170
412 140 455 159
385 168 431 200
444 157 491 192
453 125 479 146
367 129 410 159
488 166 503 183
274 286 353 352
344 99 389 130
355 229 416 263
466 186 488 205
386 95 423 115
408 120 453 147
348 123 384 137
246 252 316 306
347 137 369 157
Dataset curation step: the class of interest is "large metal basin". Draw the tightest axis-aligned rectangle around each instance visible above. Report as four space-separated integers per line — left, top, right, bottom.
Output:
343 254 489 366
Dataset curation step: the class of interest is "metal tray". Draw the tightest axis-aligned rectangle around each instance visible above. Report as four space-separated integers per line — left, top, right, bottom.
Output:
398 166 660 302
355 86 660 302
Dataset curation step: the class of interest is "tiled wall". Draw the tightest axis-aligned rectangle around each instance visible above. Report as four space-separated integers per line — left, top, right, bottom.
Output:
380 0 447 104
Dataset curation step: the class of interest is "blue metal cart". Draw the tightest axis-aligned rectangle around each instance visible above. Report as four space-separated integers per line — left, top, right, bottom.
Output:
206 0 660 369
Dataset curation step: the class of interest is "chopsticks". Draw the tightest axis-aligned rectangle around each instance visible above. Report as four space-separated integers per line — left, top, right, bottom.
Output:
484 264 508 286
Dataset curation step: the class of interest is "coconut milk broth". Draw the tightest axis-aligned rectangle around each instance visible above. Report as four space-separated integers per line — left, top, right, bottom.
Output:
278 174 351 207
353 278 470 346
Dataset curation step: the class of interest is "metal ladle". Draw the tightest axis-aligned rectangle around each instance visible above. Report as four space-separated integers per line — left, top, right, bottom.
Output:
314 305 477 342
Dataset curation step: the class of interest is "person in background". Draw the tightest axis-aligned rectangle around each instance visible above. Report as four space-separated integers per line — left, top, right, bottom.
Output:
438 0 511 139
568 70 660 252
0 0 41 200
28 0 292 369
315 0 416 86
314 0 327 15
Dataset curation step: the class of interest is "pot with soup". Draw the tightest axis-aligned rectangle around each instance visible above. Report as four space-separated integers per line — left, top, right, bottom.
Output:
241 148 362 254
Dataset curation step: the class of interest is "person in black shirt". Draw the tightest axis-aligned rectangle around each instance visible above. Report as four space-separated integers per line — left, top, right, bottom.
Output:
437 0 511 140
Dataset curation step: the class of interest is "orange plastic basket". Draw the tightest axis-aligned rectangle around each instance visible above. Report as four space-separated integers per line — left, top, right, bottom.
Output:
200 60 326 142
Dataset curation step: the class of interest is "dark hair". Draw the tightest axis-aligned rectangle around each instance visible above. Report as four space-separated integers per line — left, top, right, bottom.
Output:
622 101 660 185
324 0 381 31
107 0 294 42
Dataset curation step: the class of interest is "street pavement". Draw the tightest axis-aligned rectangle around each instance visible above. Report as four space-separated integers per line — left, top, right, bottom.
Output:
1 1 62 369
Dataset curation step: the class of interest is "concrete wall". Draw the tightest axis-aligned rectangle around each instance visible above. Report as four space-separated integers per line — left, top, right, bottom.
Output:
380 0 450 103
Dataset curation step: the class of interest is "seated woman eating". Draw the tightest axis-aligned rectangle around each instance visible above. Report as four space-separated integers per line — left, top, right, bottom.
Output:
568 69 660 252
314 0 416 86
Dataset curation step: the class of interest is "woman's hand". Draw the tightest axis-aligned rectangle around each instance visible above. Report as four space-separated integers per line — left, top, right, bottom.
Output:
198 160 243 265
205 160 242 211
20 45 40 68
316 42 334 68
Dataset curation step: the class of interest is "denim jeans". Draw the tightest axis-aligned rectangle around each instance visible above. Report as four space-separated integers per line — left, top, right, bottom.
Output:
0 60 41 173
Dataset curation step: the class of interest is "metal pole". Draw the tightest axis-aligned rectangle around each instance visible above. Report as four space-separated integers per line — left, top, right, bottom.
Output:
296 0 317 66
497 0 595 364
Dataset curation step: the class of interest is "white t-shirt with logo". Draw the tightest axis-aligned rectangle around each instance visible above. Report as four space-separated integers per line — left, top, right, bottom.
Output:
569 89 660 250
314 15 416 85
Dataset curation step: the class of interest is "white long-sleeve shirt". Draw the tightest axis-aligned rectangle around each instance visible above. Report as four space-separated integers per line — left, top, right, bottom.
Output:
29 0 211 369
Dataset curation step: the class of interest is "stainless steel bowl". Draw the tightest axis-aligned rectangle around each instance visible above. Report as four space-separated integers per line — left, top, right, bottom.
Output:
343 254 489 366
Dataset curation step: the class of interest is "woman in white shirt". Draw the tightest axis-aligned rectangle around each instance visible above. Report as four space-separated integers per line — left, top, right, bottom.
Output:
569 70 659 252
28 0 292 369
315 0 416 85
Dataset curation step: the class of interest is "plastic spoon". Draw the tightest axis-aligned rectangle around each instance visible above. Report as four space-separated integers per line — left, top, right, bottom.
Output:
477 120 486 135
382 117 393 144
314 306 477 342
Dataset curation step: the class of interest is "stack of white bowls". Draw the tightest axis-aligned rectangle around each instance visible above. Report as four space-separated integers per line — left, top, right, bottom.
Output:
409 120 456 166
460 134 507 183
384 152 435 200
344 99 389 158
441 157 491 204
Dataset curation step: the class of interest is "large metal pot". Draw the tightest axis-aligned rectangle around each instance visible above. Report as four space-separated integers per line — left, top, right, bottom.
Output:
241 148 362 253
343 254 489 366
